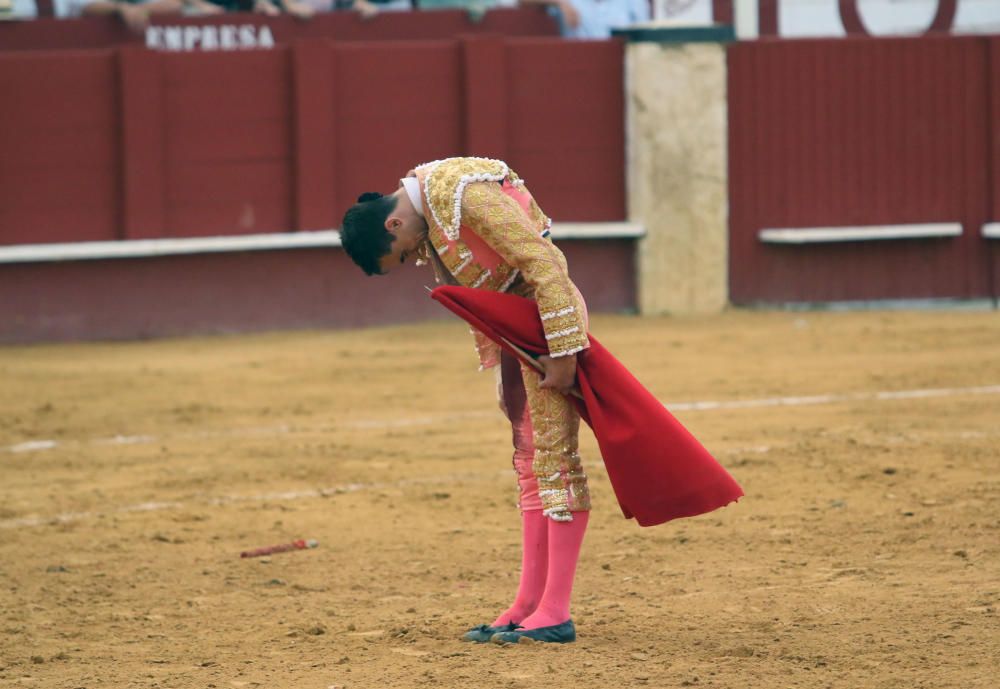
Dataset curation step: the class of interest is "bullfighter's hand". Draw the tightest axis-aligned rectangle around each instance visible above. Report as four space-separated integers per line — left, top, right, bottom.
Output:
538 353 578 395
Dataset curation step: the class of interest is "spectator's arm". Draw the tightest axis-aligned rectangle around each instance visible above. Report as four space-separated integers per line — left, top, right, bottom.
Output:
79 0 128 15
628 0 648 23
82 0 183 32
352 0 379 19
183 0 223 14
81 0 148 31
283 0 316 17
518 0 579 29
139 0 184 15
254 0 281 15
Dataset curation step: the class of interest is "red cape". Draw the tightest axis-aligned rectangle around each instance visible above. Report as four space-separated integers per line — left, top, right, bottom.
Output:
431 286 743 527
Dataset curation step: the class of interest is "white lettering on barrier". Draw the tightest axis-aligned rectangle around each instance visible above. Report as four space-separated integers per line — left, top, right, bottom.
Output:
183 26 201 51
163 27 183 51
144 24 278 51
202 26 219 51
220 25 238 50
259 26 275 49
239 25 256 48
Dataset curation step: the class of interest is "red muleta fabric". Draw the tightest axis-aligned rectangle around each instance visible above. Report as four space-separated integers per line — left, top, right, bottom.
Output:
431 286 743 527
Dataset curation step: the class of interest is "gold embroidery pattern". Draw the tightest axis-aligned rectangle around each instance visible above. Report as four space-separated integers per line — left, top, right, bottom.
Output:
521 359 591 520
429 229 488 290
417 157 509 241
461 182 589 358
525 194 551 235
415 160 585 365
423 180 517 296
472 328 500 371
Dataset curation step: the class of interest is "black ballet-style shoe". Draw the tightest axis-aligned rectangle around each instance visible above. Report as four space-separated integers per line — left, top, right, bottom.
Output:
490 619 576 644
461 621 521 643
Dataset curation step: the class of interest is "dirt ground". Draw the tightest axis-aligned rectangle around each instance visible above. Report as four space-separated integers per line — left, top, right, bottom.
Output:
1 309 998 689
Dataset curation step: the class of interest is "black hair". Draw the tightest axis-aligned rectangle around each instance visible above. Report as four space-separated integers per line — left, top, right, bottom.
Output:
340 192 399 276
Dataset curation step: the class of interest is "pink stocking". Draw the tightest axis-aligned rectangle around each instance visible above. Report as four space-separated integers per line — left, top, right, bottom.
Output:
491 509 548 626
517 511 589 629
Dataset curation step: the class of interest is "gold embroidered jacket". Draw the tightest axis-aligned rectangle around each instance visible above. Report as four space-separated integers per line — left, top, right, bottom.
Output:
411 157 589 363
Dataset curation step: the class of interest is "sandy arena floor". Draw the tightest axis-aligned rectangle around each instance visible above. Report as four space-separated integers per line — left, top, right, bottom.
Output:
1 309 998 688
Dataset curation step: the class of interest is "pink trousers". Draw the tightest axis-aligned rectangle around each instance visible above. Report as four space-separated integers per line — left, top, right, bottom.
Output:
497 348 591 519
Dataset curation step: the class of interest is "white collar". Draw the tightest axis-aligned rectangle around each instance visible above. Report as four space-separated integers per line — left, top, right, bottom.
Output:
401 177 425 218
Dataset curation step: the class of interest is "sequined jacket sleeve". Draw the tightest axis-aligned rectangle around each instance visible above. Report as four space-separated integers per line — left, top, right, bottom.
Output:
461 181 589 358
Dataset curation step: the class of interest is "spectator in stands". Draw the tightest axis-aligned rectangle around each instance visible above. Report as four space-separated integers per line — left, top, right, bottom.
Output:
221 0 378 18
3 0 36 19
249 0 318 18
55 0 221 31
55 0 316 28
415 0 506 22
207 0 318 19
67 0 184 31
519 0 649 39
332 0 412 20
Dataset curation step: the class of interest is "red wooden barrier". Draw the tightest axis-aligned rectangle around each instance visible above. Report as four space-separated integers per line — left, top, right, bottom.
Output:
506 38 626 222
0 240 637 343
990 38 1000 299
293 39 337 233
333 40 464 213
0 51 120 244
163 49 293 237
120 47 166 240
0 37 626 246
990 38 1000 225
727 36 994 302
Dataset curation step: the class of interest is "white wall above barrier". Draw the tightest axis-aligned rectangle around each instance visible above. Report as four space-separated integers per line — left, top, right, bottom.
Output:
652 0 1000 37
781 0 1000 38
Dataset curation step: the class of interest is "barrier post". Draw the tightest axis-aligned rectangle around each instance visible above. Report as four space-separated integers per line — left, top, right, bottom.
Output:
118 46 166 240
292 39 337 232
617 25 734 315
460 35 508 159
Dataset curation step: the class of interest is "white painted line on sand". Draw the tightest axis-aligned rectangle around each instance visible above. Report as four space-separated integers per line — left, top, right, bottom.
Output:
95 435 158 446
2 414 498 455
1 445 766 530
0 472 501 530
8 440 59 453
4 384 998 457
4 420 997 532
666 384 1000 412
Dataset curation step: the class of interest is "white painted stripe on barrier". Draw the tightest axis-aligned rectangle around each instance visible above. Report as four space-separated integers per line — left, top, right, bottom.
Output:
0 231 344 264
983 223 1000 239
0 223 645 264
549 222 645 240
759 223 963 244
5 384 998 458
